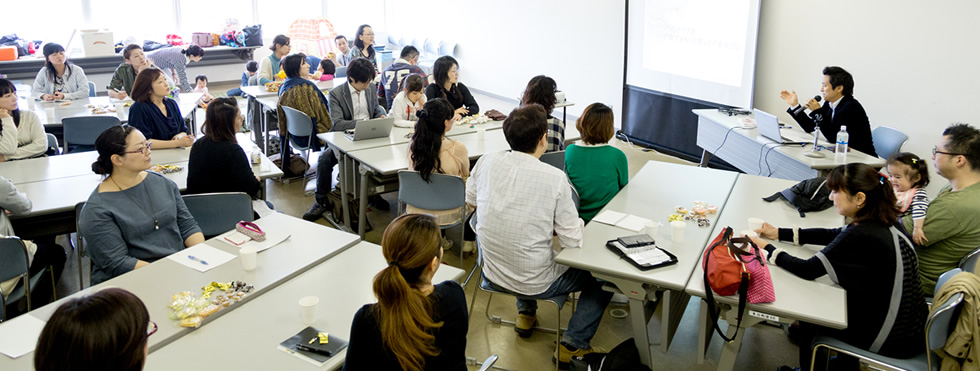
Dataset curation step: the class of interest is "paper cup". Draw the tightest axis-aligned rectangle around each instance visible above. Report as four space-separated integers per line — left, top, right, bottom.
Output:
299 296 319 325
644 222 661 239
748 217 764 231
240 246 257 271
670 221 686 243
44 107 55 121
476 125 486 138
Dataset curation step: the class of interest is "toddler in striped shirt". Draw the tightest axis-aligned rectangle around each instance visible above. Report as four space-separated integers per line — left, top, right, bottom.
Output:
887 152 930 245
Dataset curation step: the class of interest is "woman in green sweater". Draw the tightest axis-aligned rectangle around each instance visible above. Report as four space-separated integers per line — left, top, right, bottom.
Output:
564 103 628 222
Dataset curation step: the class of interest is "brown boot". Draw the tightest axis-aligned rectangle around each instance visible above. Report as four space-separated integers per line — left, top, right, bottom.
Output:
514 313 536 338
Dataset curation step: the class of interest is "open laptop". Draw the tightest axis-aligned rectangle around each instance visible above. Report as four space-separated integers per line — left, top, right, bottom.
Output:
344 117 394 141
754 109 808 144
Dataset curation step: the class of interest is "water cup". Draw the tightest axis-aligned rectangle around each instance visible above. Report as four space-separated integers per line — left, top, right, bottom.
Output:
44 107 55 121
748 217 765 232
239 245 257 271
476 125 486 139
644 222 661 239
299 296 319 325
670 221 686 243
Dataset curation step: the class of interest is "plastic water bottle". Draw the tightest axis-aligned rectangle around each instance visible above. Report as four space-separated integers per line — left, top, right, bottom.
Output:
835 126 849 162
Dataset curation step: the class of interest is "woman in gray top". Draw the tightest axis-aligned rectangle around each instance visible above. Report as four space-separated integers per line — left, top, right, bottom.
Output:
0 175 66 307
79 125 203 285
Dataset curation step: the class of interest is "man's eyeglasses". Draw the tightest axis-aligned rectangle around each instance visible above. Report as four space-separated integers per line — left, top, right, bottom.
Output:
933 146 964 157
147 320 158 336
124 142 152 155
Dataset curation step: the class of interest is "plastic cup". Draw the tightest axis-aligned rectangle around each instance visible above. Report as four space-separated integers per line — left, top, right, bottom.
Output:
239 245 257 271
299 296 319 325
748 217 764 231
670 221 686 243
644 222 661 239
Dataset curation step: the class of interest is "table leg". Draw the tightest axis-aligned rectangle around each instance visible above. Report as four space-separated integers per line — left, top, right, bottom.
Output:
716 304 764 371
628 298 654 367
697 299 713 364
660 289 691 352
337 149 352 232
263 106 272 156
358 164 369 238
699 149 713 167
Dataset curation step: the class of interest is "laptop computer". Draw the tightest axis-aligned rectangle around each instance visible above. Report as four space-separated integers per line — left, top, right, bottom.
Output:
344 117 394 141
754 109 808 144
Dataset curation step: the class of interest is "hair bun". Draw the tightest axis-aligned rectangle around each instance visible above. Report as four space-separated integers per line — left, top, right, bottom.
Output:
415 109 428 120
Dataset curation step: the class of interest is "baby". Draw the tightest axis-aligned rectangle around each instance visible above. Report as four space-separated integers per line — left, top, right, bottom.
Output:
886 152 930 244
193 74 214 108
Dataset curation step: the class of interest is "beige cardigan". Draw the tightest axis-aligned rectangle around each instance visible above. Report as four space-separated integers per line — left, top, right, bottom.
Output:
0 110 47 160
407 137 471 225
933 271 980 371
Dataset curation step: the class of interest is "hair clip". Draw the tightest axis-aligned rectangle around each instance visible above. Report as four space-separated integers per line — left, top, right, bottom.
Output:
878 173 887 184
911 158 918 164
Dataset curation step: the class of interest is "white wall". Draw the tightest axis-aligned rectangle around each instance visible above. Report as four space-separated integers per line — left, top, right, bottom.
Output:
754 0 980 195
384 0 626 123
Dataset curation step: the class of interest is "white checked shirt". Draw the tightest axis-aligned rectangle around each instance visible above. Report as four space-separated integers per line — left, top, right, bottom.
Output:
348 83 370 121
466 150 584 295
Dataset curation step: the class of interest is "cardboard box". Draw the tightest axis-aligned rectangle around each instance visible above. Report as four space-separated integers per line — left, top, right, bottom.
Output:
80 29 115 57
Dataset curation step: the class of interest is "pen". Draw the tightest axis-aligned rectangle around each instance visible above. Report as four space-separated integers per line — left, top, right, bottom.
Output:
188 255 208 265
296 344 333 356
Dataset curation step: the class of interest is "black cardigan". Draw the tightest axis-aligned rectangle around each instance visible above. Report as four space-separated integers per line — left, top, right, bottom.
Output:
424 82 479 116
186 137 261 198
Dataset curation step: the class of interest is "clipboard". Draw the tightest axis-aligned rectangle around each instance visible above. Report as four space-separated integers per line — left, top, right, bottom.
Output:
605 239 678 271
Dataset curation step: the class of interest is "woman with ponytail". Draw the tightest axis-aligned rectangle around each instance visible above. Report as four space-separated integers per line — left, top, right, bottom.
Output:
343 214 468 371
751 163 928 371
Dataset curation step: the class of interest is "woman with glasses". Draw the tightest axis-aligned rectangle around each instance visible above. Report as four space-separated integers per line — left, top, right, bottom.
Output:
520 75 564 152
35 288 153 371
350 24 378 71
187 97 262 199
79 125 203 285
424 56 478 121
343 214 468 371
128 68 193 149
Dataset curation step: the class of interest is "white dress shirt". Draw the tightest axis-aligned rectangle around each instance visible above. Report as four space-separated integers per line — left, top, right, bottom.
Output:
465 150 584 295
348 83 370 121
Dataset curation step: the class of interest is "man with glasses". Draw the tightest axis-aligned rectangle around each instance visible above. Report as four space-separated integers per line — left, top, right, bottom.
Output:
908 123 980 294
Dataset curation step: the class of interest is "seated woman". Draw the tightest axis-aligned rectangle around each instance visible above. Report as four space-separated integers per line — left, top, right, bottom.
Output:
32 43 90 100
522 75 564 151
34 288 151 371
349 24 378 71
0 78 47 161
108 44 173 100
146 45 205 94
258 35 291 85
0 175 66 308
79 125 203 285
187 97 262 199
343 214 468 371
750 163 927 371
424 56 478 121
277 53 331 153
565 103 628 223
128 68 193 149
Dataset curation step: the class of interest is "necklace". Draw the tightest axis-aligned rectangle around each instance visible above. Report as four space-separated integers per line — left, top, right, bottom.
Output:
109 175 159 231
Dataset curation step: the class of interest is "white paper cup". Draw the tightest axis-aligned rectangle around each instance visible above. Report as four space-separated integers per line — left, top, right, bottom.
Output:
670 221 686 243
239 245 257 271
299 296 319 325
748 217 765 231
476 125 486 138
44 107 55 121
644 222 661 239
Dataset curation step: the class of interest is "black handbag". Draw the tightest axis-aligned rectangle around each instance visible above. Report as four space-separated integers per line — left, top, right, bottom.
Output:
242 25 263 47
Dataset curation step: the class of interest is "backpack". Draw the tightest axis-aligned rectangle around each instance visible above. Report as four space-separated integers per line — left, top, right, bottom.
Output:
242 24 263 46
569 338 651 371
762 176 833 217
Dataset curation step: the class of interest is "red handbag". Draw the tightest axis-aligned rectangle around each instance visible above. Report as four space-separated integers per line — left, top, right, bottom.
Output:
701 227 775 342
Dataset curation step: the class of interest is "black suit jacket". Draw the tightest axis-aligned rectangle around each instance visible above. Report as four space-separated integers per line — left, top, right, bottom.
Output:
786 95 876 156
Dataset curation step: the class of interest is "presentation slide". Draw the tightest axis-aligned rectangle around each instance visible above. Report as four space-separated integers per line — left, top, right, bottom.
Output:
627 0 761 108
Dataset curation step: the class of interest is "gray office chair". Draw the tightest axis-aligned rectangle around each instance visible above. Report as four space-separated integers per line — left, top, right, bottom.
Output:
959 247 980 273
62 116 121 153
280 106 316 194
87 81 96 97
871 126 909 160
810 268 965 371
46 133 60 155
540 151 565 171
397 171 467 267
74 202 89 289
0 236 56 321
182 193 254 239
335 66 347 78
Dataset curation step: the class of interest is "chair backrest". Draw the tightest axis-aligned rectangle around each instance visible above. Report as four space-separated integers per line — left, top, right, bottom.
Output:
423 38 439 55
959 247 980 273
87 81 96 97
871 126 908 160
335 66 347 78
74 202 86 253
478 354 499 371
438 41 457 57
397 171 465 211
540 151 565 171
927 291 964 352
181 193 254 239
62 116 121 151
936 268 962 291
0 237 30 284
46 133 60 155
280 106 314 150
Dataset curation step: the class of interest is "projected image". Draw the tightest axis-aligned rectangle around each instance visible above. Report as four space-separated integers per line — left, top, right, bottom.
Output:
642 0 750 87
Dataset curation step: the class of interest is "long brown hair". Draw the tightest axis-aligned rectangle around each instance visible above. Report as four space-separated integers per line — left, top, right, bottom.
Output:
826 163 899 225
373 214 444 371
130 68 165 103
202 97 239 143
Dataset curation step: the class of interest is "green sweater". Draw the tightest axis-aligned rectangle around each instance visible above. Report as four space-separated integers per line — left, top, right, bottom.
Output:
904 182 980 295
565 144 629 222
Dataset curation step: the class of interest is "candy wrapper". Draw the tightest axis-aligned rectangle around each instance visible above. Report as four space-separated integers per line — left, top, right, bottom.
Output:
150 164 184 174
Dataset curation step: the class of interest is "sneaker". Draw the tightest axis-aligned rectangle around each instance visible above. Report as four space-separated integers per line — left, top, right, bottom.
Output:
368 195 390 211
303 202 331 221
441 237 454 250
462 241 475 253
515 313 536 338
554 343 595 369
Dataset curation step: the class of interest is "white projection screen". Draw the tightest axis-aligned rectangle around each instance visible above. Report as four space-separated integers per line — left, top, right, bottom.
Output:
626 0 762 108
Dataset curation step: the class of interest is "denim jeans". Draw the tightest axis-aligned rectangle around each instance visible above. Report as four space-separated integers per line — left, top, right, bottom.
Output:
484 268 612 350
226 88 244 97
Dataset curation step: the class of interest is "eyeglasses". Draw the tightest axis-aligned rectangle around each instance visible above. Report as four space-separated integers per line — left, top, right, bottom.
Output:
147 320 158 336
123 142 152 155
933 146 964 157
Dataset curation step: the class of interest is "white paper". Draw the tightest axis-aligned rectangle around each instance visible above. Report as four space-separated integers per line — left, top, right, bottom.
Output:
592 210 627 226
215 229 291 253
0 314 46 358
617 215 653 232
252 200 275 218
167 243 236 272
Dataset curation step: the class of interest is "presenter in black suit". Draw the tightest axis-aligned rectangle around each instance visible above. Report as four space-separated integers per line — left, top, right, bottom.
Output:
779 66 877 157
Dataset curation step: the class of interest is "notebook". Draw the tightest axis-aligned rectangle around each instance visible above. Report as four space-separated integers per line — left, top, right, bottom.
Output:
591 210 652 232
606 239 678 271
278 326 349 366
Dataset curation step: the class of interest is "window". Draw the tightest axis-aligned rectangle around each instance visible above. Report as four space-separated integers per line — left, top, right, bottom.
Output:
2 1 82 53
90 0 176 44
179 2 255 35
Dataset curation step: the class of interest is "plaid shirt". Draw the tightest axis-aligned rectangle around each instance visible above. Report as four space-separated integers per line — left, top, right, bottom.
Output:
546 117 566 152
